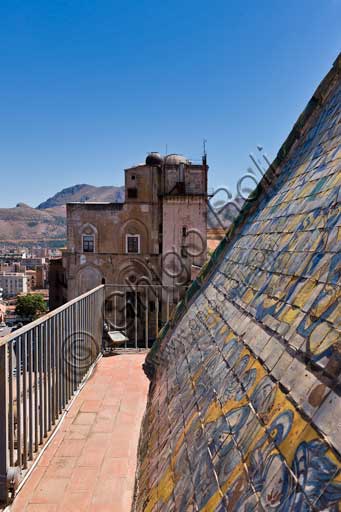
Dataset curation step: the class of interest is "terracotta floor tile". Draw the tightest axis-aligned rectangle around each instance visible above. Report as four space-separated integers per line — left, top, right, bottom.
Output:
72 412 97 425
100 457 130 478
106 440 132 459
91 477 126 506
102 396 121 406
57 439 86 457
38 435 66 467
65 423 92 440
26 505 58 512
59 417 73 432
20 466 47 495
44 456 77 478
80 400 102 413
31 477 69 504
116 411 137 426
91 419 114 433
88 505 118 512
86 431 112 446
89 505 123 512
64 430 90 441
97 405 119 420
68 422 92 433
111 426 136 442
66 402 82 420
58 490 93 512
79 390 104 401
69 467 98 492
77 449 106 468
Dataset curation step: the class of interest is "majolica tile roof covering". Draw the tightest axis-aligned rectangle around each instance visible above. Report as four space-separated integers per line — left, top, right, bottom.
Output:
135 54 341 511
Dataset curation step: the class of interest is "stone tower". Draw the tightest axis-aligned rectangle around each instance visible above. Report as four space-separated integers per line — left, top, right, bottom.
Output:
158 153 208 289
55 151 208 305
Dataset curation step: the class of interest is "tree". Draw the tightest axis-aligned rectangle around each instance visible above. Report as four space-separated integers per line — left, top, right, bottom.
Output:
15 294 47 321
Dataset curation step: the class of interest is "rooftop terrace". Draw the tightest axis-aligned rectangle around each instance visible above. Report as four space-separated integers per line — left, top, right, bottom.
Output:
9 353 148 512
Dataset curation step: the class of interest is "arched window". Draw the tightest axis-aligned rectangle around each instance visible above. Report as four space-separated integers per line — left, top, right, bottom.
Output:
126 234 140 254
82 234 95 253
81 224 97 253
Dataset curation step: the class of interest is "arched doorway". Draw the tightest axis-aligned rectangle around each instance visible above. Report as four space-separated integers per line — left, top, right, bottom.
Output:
76 266 103 296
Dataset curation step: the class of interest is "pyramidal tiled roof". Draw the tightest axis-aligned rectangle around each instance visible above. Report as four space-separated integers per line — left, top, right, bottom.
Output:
134 54 341 511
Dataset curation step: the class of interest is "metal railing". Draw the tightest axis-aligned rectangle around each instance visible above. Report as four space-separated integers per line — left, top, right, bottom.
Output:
0 282 185 503
104 284 187 349
0 285 105 503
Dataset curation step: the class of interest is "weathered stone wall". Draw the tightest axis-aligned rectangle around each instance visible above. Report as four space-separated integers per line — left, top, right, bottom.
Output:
64 202 160 299
162 196 207 287
164 165 206 195
135 56 341 511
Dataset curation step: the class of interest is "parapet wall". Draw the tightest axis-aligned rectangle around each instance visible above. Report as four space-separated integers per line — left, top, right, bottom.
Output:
135 55 341 511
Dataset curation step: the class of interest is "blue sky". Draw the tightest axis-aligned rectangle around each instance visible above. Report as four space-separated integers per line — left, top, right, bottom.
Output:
0 0 340 208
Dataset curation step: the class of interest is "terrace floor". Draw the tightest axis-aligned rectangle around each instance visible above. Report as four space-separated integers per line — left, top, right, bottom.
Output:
9 353 149 512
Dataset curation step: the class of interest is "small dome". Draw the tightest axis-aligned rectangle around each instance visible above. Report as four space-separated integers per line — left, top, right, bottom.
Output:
146 152 164 166
164 154 189 166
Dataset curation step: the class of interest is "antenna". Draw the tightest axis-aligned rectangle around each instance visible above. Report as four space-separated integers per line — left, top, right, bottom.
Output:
202 139 207 166
165 144 168 155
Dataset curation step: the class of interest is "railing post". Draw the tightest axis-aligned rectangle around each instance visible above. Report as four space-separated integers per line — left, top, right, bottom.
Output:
0 343 9 503
101 286 105 342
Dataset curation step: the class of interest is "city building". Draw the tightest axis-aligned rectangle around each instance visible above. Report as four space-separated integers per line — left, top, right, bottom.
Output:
0 272 28 298
21 256 46 270
26 269 37 291
0 251 26 265
0 263 25 273
25 267 46 291
35 265 46 289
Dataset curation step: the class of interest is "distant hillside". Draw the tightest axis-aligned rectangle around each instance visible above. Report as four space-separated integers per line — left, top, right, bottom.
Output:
0 203 66 243
0 184 124 244
37 184 124 209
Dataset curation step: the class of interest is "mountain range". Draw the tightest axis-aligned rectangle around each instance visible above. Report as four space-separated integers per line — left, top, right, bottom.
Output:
0 185 124 245
0 184 242 246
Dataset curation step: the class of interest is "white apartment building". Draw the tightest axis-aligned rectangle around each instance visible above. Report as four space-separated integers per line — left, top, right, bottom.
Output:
0 272 28 297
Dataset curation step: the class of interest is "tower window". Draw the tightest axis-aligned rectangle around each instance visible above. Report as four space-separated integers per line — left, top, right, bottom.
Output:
82 235 95 253
182 226 187 237
126 234 140 254
127 188 138 199
131 175 136 180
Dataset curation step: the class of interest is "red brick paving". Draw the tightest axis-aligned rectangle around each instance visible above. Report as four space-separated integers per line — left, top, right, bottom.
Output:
10 354 148 512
